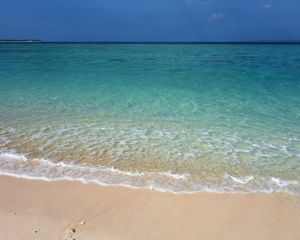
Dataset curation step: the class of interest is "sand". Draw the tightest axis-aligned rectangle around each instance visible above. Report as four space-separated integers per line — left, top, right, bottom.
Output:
0 175 299 240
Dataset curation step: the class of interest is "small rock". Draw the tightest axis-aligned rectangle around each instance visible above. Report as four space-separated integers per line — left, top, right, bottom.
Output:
71 228 76 233
34 230 38 234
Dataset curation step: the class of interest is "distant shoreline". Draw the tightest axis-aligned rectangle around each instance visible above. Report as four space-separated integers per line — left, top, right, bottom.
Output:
0 40 42 43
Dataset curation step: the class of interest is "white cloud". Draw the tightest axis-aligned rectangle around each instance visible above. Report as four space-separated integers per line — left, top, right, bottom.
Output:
183 0 214 5
209 13 223 21
263 3 272 9
184 0 193 4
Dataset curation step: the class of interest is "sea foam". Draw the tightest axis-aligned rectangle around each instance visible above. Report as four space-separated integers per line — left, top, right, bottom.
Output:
0 151 299 195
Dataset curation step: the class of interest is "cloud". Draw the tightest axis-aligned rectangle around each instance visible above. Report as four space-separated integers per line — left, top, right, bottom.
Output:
183 0 214 6
263 3 272 9
208 13 223 21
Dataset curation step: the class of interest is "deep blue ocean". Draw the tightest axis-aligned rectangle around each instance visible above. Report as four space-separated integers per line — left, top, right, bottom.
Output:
0 43 299 194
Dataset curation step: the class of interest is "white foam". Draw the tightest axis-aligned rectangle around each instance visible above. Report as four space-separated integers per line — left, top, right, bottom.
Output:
0 152 27 161
224 173 254 184
271 177 298 187
0 151 299 195
158 171 190 180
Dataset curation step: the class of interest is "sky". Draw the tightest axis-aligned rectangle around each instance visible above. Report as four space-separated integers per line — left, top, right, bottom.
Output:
0 0 300 41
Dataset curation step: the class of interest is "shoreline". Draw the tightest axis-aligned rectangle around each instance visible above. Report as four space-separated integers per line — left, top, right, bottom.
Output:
1 152 299 195
0 175 299 240
1 172 299 196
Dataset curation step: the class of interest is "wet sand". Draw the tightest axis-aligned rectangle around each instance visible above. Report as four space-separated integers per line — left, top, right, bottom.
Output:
0 175 299 240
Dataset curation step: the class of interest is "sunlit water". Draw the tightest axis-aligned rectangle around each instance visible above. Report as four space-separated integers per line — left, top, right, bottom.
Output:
0 43 300 194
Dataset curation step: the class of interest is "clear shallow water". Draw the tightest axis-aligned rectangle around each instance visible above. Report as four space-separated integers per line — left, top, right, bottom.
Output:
0 43 300 194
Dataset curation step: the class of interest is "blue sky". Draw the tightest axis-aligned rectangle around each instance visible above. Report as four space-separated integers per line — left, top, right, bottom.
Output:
0 0 299 41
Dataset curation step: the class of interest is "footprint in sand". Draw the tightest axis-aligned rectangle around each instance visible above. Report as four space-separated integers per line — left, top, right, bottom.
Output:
63 220 86 240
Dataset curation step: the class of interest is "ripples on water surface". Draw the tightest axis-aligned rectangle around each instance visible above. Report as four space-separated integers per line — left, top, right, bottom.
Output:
0 43 300 194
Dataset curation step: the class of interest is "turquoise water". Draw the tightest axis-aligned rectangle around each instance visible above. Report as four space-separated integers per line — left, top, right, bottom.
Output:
0 43 300 193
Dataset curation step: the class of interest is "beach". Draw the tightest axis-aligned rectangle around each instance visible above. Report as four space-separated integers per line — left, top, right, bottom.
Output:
0 43 300 239
1 0 300 237
0 175 299 240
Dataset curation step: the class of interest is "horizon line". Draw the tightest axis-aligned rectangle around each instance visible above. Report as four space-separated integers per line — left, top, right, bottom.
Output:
1 40 300 44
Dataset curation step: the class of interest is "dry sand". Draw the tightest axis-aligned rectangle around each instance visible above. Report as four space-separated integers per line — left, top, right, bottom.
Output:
0 175 299 240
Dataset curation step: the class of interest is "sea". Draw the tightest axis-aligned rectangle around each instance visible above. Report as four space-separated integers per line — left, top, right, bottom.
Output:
0 43 299 194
